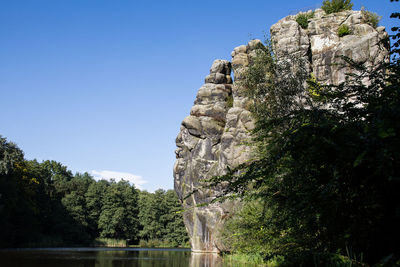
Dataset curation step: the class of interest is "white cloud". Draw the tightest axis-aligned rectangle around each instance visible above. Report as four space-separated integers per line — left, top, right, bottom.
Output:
91 170 147 189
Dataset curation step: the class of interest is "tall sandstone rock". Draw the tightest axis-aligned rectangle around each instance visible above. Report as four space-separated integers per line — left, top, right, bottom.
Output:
174 9 389 253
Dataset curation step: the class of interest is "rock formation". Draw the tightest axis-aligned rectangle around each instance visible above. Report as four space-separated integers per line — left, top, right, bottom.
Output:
271 9 389 85
174 8 389 253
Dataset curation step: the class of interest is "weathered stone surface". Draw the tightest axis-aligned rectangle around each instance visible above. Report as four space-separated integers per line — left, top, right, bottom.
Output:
205 60 232 84
272 9 389 85
174 59 233 252
174 8 389 253
174 41 260 253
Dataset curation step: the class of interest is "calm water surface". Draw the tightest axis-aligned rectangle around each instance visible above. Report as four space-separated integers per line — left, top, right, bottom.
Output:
0 248 227 267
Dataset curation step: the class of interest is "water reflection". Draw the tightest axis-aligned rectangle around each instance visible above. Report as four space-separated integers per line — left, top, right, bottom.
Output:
190 253 223 267
0 248 248 267
0 248 191 267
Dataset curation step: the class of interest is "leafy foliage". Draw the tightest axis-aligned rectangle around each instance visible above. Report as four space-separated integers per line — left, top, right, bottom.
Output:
296 12 315 29
390 0 400 61
0 152 91 247
98 180 139 240
322 0 353 14
0 136 188 248
0 136 24 174
85 179 109 236
138 189 189 247
337 24 351 37
210 31 400 265
220 200 271 258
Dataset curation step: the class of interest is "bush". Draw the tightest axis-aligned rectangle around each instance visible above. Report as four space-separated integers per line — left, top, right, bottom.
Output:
361 8 381 28
307 73 325 100
338 24 351 37
223 252 270 266
296 11 315 29
322 0 353 14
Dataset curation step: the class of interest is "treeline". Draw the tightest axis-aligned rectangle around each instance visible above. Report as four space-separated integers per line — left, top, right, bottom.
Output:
0 136 188 248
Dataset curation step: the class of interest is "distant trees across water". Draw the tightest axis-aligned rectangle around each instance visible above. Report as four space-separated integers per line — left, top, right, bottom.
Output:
0 136 189 248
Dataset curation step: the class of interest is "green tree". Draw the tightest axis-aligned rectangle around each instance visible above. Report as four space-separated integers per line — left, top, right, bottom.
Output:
220 200 274 259
138 189 188 246
138 189 167 240
61 173 94 229
0 158 43 246
0 136 24 174
163 190 189 247
138 190 154 240
41 160 74 197
98 180 139 240
0 135 187 248
0 136 24 246
85 179 110 237
211 33 399 265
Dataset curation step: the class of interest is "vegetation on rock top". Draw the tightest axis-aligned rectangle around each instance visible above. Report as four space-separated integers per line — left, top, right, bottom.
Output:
322 0 353 14
361 7 382 28
296 11 315 29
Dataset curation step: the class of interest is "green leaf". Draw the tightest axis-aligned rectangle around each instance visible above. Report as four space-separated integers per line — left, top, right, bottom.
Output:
353 151 366 167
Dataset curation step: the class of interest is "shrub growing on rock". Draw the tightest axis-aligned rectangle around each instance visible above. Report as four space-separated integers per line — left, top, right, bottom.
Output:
361 8 381 28
296 11 315 29
322 0 353 14
338 24 351 37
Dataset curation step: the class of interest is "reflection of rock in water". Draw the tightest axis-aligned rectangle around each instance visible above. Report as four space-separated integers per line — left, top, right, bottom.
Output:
190 253 223 267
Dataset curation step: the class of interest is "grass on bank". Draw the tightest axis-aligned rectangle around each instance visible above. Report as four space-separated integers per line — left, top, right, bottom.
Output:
138 239 190 248
222 253 283 267
18 237 189 249
93 238 128 247
222 252 400 267
93 238 190 248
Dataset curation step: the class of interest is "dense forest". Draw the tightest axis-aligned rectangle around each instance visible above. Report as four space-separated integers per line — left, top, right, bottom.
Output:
209 1 400 266
0 136 188 248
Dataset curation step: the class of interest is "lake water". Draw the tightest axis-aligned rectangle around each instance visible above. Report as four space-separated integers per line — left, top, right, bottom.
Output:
0 248 229 267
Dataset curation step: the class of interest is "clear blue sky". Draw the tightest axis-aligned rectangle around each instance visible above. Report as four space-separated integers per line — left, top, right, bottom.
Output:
0 0 396 192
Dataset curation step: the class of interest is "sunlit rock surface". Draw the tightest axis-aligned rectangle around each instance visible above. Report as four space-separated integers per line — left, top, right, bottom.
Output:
271 9 389 85
174 8 389 253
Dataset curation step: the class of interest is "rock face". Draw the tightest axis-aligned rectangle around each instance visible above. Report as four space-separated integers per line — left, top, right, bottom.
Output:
173 43 260 252
271 9 389 85
174 9 389 253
